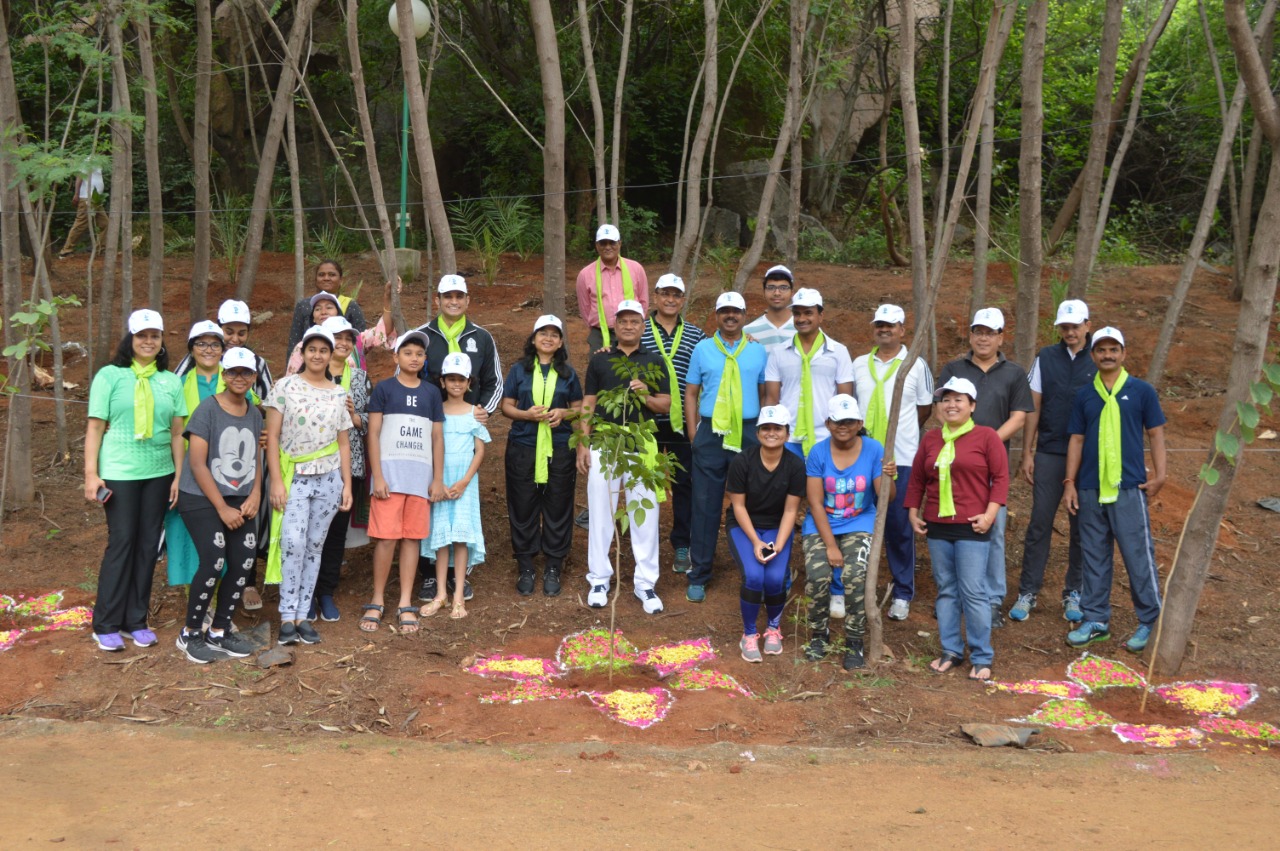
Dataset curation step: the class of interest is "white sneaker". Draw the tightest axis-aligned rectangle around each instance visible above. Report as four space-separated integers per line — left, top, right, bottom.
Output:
635 588 664 614
888 598 910 621
829 595 846 619
587 584 609 608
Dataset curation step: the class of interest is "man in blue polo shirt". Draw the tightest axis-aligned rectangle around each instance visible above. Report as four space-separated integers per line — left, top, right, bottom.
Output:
684 291 768 602
1062 327 1167 654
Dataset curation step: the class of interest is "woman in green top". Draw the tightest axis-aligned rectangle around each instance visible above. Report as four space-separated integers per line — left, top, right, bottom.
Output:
84 310 187 653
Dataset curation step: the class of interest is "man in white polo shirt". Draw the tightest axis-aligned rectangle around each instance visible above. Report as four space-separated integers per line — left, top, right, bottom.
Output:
742 265 798 357
851 304 934 620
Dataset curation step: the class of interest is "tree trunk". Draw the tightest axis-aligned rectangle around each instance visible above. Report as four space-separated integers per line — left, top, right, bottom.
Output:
191 0 213 323
898 0 928 330
107 10 134 323
136 14 165 310
531 0 567 318
285 96 306 302
670 0 719 278
1235 13 1275 301
969 85 996 318
576 0 607 227
609 0 634 225
1013 0 1047 369
931 0 956 242
786 3 809 268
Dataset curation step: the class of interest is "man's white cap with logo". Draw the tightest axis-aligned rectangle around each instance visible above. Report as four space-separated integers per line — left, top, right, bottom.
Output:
971 307 1005 331
394 329 430 351
1055 299 1090 325
128 309 164 335
614 299 645 319
321 315 355 338
654 273 685 293
221 347 258 372
533 314 563 333
757 405 793 429
596 224 621 243
790 288 823 308
441 352 472 377
437 274 468 294
217 300 252 326
1091 326 1125 348
827 394 862 421
764 264 793 282
873 304 906 324
936 376 978 400
300 325 335 349
187 319 224 341
715 291 747 312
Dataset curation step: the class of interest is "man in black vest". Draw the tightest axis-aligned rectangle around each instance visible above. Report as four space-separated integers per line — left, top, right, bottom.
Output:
1008 300 1095 624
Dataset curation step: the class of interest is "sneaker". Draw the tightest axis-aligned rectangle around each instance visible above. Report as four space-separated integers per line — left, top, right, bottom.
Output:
740 634 763 663
685 584 706 603
635 588 664 614
587 585 609 608
205 630 255 659
306 599 318 622
543 564 562 597
122 628 158 648
446 577 474 601
1063 591 1083 623
295 621 322 644
277 622 301 646
990 604 1005 630
888 599 910 621
829 595 846 619
574 508 590 530
181 633 224 664
418 576 438 602
1066 621 1111 648
842 640 866 671
93 632 125 652
673 547 691 574
1009 593 1036 623
174 630 193 651
317 596 340 622
803 634 829 662
1125 623 1153 654
516 568 536 597
761 628 784 655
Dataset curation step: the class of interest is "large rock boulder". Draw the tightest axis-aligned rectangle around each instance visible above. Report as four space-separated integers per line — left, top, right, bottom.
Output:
702 206 743 248
716 160 790 224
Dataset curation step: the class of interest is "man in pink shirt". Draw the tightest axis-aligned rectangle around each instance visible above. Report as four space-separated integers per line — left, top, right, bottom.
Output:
576 224 649 352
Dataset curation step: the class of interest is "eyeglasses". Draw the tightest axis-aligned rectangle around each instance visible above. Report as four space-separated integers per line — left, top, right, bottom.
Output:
764 284 792 293
970 328 1002 338
192 340 223 351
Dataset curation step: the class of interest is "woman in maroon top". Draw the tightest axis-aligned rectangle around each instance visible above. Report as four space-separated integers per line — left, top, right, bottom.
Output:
906 377 1009 681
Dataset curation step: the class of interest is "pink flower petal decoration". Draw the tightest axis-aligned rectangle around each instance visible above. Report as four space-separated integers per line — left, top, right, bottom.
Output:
4 592 65 618
1067 653 1147 690
465 654 562 683
1153 681 1259 717
636 638 716 678
991 680 1090 700
1198 716 1280 743
556 628 639 673
1111 723 1204 748
0 628 27 652
670 668 754 697
479 682 581 705
1012 698 1117 730
585 687 674 729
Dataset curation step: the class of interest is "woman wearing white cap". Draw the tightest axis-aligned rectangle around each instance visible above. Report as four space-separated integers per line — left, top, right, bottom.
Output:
84 310 187 652
285 260 369 361
500 315 583 597
905 377 1009 681
284 281 395 377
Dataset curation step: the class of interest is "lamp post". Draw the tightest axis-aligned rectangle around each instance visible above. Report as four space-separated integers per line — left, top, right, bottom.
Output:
389 0 432 249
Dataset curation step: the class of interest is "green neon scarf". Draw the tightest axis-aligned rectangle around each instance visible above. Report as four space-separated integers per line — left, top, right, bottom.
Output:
594 259 635 349
130 359 158 440
532 362 556 484
793 331 825 455
648 316 685 434
864 348 902 448
710 333 746 453
1095 368 1128 504
935 418 975 518
265 442 339 584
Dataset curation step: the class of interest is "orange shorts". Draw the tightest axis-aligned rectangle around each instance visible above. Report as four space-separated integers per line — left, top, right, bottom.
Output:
368 493 430 541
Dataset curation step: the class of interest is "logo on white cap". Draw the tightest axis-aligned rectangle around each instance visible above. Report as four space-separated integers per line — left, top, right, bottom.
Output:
715 291 747 312
757 405 793 429
827 394 862 421
187 320 224 342
301 325 335 349
613 299 644 319
1091 326 1125 348
654 273 685 293
936 376 979 400
1055 299 1089 326
596 224 620 243
790 288 823 309
217 300 252 326
221 347 258 372
764 264 793 282
873 304 906 325
321 316 355 338
128 309 164 335
437 274 468 294
533 314 564 333
394 330 429 351
441 352 472 377
971 307 1005 331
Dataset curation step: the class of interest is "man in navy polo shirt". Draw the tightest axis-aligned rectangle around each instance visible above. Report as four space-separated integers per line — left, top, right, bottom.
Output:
1063 327 1166 653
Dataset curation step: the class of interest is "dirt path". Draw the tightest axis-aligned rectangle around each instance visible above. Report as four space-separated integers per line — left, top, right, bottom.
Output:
3 718 1277 847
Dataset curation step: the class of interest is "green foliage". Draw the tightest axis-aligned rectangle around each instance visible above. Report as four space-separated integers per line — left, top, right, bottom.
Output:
701 244 740 293
211 192 250 289
1201 310 1280 485
2 296 82 365
449 196 542 285
616 203 662 263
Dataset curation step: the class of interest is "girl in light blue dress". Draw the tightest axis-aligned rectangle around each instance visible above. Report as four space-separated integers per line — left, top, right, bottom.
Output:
422 353 490 619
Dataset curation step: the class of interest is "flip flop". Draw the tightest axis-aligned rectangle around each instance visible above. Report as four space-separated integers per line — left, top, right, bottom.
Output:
930 652 964 674
450 602 468 620
419 598 446 618
358 604 384 633
969 664 994 682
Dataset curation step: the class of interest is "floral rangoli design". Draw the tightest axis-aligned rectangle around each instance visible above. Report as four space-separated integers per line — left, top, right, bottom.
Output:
0 591 94 651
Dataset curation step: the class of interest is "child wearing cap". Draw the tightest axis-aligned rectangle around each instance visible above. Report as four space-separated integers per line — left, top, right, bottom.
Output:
423 352 491 620
364 331 446 633
285 260 370 361
284 281 395 377
84 310 187 652
174 348 265 663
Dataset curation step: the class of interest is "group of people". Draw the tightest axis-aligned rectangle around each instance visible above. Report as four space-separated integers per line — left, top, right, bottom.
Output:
84 226 1169 681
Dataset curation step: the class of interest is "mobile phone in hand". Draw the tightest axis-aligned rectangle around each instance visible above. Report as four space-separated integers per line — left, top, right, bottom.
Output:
95 486 113 504
761 543 775 556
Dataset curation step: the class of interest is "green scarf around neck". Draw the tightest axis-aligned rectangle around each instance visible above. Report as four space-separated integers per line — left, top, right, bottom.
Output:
131 359 158 440
793 331 825 454
594 259 635 349
532 361 556 484
265 442 340 584
935 418 975 518
1094 368 1128 504
437 315 467 354
864 348 902 449
711 333 746 453
648 316 685 434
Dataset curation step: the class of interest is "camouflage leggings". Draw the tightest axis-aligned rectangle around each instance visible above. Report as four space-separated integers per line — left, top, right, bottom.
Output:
803 531 871 642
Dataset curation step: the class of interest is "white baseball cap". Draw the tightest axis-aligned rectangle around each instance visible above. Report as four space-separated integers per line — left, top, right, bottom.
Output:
971 307 1005 331
790 288 823 308
1091 326 1125 348
187 320 224 342
128 309 164 335
936 376 978 400
533 314 563 333
300 325 335 349
1055 299 1090 325
220 347 258 372
827 394 862 422
596 224 621 243
437 274 468 295
441 352 472 377
873 304 905 324
217 299 252 326
395 330 430 351
715 291 747 312
321 316 356 338
310 291 341 311
654 273 685 293
757 405 793 429
614 299 645 318
764 264 793 282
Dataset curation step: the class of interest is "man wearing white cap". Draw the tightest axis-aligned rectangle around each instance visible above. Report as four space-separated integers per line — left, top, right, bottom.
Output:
937 307 1034 627
578 299 671 613
852 304 935 620
575 224 649 352
639 273 705 574
742 265 797 356
1009 300 1096 624
683 291 769 603
214 300 274 404
1063 327 1167 654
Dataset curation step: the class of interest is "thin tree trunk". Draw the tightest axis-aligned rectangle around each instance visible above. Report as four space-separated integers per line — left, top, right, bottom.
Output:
108 10 134 323
670 0 719 278
191 0 213 324
285 97 306 302
1235 12 1275 301
932 0 956 242
970 87 996 318
786 133 802 267
608 0 634 225
137 14 165 309
161 34 193 154
898 0 928 342
576 0 607 226
96 4 131 366
531 0 567 318
1013 0 1047 369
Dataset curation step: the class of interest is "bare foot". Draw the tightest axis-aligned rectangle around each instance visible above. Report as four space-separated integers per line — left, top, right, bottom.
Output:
450 601 468 620
420 597 446 617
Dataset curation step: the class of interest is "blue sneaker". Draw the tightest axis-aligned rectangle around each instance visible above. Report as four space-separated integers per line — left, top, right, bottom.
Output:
1066 621 1111 648
1125 624 1153 654
1063 591 1083 623
686 584 706 603
1009 593 1036 622
317 595 340 622
673 547 691 574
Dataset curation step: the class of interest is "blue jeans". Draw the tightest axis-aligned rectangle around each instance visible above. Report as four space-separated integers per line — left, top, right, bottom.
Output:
1076 488 1162 626
985 504 1008 606
928 536 993 666
688 419 758 588
885 467 916 601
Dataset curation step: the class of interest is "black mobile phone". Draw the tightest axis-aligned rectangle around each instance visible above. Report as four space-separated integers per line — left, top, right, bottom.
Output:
762 543 775 555
95 486 113 504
